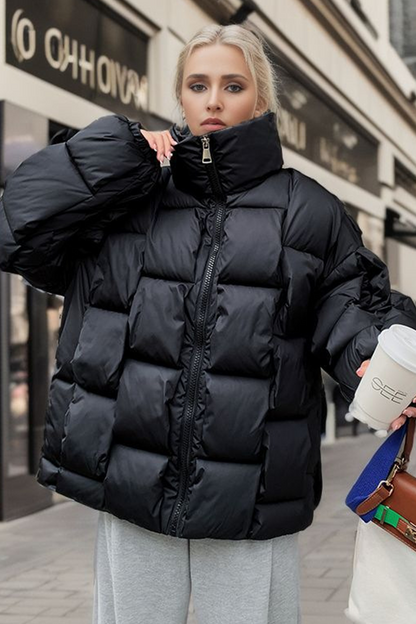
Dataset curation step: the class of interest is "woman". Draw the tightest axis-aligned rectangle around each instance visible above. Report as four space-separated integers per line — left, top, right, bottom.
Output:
1 22 416 624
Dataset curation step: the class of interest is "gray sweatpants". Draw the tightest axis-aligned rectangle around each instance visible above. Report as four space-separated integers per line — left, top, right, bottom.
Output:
92 510 302 624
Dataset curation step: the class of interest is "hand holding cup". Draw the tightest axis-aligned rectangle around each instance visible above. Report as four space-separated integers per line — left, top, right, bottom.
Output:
356 359 416 432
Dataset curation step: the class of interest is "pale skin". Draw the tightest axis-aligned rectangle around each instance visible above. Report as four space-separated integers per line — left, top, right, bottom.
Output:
139 42 267 161
357 360 416 431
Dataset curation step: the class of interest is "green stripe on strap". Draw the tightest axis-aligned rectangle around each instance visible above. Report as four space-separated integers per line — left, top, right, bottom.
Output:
374 504 409 528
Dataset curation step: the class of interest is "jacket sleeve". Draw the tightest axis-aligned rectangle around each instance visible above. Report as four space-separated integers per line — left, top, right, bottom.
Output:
0 114 161 296
311 198 416 403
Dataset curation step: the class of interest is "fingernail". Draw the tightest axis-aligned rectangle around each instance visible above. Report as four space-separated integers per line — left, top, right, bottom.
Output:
403 409 412 416
172 140 178 145
355 367 362 374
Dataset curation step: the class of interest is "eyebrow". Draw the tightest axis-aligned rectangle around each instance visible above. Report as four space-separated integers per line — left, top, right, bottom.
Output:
185 73 249 81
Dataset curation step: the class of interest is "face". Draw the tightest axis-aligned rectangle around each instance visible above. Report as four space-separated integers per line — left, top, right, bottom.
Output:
180 43 265 136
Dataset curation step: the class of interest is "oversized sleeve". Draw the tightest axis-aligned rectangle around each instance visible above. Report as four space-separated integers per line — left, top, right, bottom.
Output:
0 114 161 296
311 198 416 403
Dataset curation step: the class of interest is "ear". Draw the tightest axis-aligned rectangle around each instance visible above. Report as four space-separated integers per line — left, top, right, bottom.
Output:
254 99 267 117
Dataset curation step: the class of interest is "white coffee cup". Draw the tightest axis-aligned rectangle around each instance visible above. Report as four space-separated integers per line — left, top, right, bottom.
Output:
347 324 416 430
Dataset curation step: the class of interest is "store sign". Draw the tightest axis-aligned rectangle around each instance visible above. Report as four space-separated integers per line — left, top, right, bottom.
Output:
5 0 148 118
278 73 380 195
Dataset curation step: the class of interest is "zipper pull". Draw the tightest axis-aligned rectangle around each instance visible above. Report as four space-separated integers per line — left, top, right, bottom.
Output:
201 136 212 164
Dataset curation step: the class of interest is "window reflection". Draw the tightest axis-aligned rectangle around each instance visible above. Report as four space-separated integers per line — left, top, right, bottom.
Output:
8 276 64 478
47 293 64 378
9 275 29 477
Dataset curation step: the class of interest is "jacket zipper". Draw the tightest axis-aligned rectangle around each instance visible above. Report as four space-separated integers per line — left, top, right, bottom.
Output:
168 135 226 536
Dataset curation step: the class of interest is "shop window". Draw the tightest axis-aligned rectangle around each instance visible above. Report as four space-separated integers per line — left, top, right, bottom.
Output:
9 275 29 477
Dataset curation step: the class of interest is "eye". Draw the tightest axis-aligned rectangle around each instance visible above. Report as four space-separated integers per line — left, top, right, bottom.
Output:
189 83 243 93
227 84 243 92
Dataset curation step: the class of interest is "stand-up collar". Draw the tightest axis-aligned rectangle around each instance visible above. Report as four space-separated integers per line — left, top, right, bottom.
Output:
168 111 284 197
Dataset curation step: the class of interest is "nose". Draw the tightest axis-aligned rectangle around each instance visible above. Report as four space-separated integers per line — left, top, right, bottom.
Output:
206 87 223 111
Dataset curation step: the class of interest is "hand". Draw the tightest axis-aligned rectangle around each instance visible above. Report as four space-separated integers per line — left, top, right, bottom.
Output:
140 129 177 164
356 359 416 431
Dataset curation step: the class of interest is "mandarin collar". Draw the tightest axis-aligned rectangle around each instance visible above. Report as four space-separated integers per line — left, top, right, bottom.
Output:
168 111 284 197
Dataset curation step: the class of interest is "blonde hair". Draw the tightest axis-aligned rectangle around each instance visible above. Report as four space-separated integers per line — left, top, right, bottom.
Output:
172 22 281 130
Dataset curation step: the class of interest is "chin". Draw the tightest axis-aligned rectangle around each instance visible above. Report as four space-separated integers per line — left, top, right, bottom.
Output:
199 125 227 134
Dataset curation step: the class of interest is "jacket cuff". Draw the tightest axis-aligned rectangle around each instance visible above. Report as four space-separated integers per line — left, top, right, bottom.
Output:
126 119 158 163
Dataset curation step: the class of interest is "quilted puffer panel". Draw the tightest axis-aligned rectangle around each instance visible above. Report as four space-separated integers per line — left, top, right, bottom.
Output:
276 246 323 337
57 468 105 511
199 373 270 462
281 170 337 260
181 458 262 539
216 207 284 286
258 419 312 503
66 114 154 193
128 276 192 367
208 284 279 377
144 208 202 281
104 444 170 532
270 337 309 418
55 254 98 378
89 232 146 311
250 487 315 540
72 306 128 394
42 378 76 464
61 384 116 478
113 359 182 453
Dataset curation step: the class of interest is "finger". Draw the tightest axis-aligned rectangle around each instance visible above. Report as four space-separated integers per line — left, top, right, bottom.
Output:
402 407 416 417
139 129 156 150
162 131 174 160
154 136 166 163
167 132 178 147
388 415 407 431
356 359 371 377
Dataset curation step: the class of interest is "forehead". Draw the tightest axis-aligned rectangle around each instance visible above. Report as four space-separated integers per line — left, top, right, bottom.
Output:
183 44 250 78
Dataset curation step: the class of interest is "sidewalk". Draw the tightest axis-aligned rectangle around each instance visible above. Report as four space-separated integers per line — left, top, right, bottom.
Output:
0 430 404 624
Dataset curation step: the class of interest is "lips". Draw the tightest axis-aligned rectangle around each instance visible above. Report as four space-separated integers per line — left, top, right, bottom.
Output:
201 119 226 127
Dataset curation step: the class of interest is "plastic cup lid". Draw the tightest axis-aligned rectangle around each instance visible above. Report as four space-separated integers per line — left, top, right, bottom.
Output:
378 324 416 374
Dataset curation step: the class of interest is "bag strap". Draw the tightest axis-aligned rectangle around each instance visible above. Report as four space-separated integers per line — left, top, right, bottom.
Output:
355 418 415 516
374 503 416 546
375 504 409 528
403 416 415 463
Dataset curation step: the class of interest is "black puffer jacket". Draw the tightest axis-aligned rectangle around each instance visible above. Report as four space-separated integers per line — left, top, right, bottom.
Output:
1 111 416 540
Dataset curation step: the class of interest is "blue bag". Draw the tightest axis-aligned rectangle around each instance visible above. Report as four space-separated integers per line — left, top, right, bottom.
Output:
345 420 409 522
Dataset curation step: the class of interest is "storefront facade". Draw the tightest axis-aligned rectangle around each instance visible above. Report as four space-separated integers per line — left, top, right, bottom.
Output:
0 0 170 521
